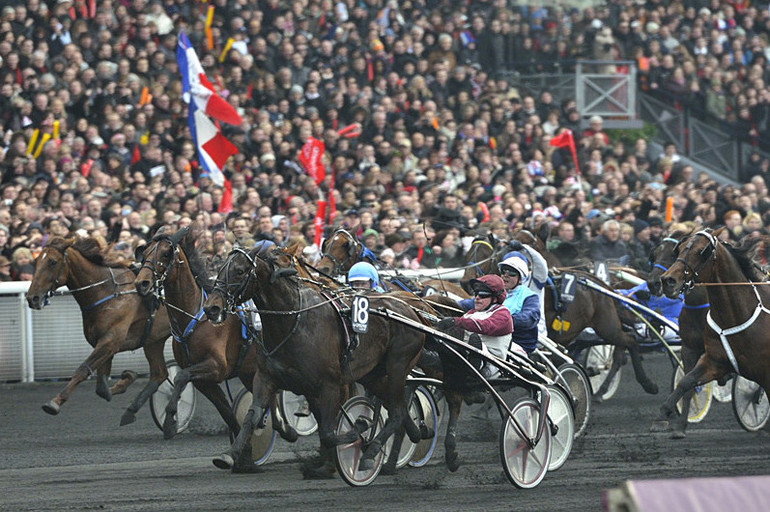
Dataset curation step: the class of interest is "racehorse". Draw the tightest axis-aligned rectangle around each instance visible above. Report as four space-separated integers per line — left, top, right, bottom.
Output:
317 228 469 299
647 230 710 437
459 234 508 291
202 244 427 478
26 236 171 419
654 228 770 428
133 227 297 459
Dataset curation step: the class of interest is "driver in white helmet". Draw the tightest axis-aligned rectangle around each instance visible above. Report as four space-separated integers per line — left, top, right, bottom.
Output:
498 252 541 357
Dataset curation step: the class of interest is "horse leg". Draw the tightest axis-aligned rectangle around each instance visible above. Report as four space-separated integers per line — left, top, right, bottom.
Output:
269 393 298 443
193 380 242 438
627 344 659 395
213 373 274 472
120 341 168 426
444 390 464 472
302 384 344 480
42 341 118 414
668 344 703 438
162 359 225 439
95 357 114 401
651 355 726 432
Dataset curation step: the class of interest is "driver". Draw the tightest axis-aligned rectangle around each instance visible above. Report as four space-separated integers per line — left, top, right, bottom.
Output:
498 253 541 356
438 274 513 378
347 261 385 292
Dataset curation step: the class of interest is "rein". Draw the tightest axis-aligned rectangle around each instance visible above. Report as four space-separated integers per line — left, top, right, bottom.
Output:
44 247 136 311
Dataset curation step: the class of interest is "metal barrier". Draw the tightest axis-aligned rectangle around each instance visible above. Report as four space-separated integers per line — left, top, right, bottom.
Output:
0 281 172 383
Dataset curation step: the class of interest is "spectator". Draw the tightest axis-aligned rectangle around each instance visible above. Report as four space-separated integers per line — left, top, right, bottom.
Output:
628 219 654 272
589 219 629 263
0 255 11 281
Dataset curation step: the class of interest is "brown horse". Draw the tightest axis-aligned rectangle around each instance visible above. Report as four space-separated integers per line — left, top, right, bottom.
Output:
317 228 469 299
203 245 427 478
647 230 710 437
26 236 171 419
133 227 297 460
654 228 770 429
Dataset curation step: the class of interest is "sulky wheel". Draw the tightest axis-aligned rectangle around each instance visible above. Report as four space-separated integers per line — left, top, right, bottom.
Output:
580 345 622 401
671 365 713 423
499 397 552 489
232 389 276 466
555 362 592 438
278 390 318 437
334 396 389 487
149 360 197 434
409 386 439 468
732 376 770 432
543 385 575 472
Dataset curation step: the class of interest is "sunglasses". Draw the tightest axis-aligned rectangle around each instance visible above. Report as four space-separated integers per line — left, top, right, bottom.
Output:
500 268 520 277
474 291 492 298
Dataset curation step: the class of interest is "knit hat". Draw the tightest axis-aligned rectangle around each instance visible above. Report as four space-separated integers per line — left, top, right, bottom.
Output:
633 219 649 235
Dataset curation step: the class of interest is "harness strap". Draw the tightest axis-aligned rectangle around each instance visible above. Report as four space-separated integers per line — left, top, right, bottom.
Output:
683 302 709 310
706 284 770 374
82 293 118 311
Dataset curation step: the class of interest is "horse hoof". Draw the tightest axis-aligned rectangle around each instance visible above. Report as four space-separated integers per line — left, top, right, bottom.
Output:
42 401 60 415
163 420 178 440
120 370 138 384
232 464 263 474
380 463 397 476
96 389 112 402
420 425 435 440
591 394 605 404
670 430 686 440
278 426 298 443
213 454 234 470
644 382 659 395
446 452 460 473
649 420 671 433
120 410 136 426
357 457 375 472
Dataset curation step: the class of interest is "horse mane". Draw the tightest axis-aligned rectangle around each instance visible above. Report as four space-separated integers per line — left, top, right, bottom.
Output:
174 226 214 293
721 235 768 282
54 235 130 268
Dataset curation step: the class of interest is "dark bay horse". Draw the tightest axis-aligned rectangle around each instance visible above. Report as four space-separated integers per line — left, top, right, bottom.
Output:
654 228 770 429
203 245 427 478
133 227 296 459
647 230 710 437
317 228 469 299
26 236 171 418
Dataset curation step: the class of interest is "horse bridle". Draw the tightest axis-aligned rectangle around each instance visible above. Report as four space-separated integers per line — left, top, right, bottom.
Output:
38 245 126 308
139 235 181 299
320 229 362 276
673 230 719 292
213 246 259 314
466 239 495 277
649 236 681 274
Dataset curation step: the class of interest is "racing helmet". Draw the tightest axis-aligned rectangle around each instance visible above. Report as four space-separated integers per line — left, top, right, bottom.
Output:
498 251 530 280
348 261 379 288
253 239 276 256
469 274 507 304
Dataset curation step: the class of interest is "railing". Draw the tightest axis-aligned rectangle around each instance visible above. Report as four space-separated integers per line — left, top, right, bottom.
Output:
0 282 172 383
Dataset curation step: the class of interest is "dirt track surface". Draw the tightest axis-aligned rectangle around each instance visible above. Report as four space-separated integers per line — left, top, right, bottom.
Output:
2 352 770 512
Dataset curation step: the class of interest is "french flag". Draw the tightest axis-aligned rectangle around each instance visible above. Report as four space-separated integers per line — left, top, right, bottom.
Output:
177 31 240 187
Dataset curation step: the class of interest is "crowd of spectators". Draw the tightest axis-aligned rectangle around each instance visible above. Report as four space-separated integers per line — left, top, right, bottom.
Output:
2 0 770 283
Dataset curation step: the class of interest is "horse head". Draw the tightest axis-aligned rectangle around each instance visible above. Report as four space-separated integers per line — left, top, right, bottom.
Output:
647 230 690 296
460 236 497 292
660 228 722 297
204 245 262 324
134 226 186 297
316 229 361 276
26 236 76 310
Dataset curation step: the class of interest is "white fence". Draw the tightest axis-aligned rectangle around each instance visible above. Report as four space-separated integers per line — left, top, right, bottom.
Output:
0 281 173 383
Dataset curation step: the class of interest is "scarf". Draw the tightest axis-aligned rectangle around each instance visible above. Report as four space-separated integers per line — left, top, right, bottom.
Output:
503 285 536 314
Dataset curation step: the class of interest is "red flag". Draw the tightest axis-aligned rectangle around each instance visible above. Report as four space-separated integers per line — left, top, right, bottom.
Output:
298 137 326 185
314 200 327 249
328 171 337 222
218 178 233 213
131 144 141 165
549 129 580 175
